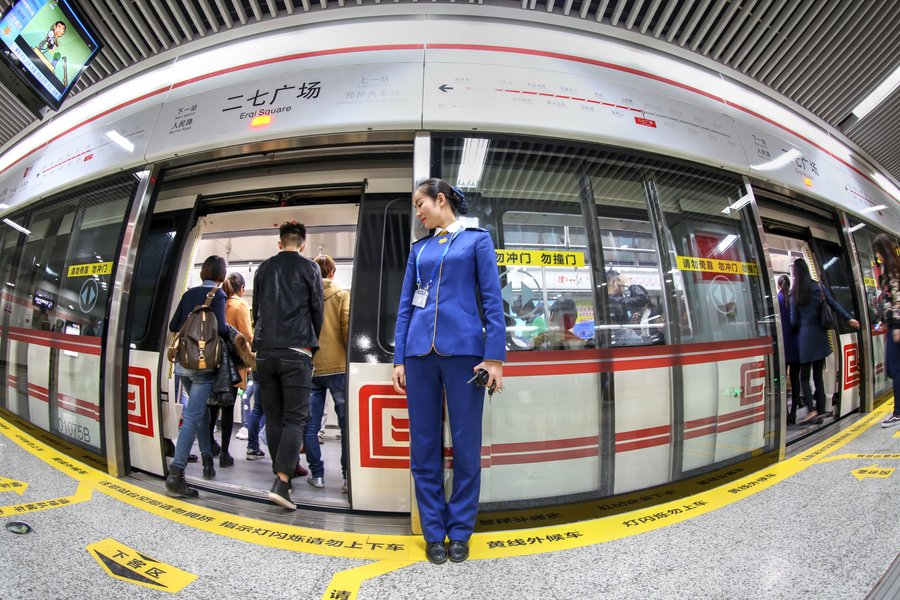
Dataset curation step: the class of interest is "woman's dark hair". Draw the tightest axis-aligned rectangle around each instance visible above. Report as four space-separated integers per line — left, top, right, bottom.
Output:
873 233 900 274
777 274 790 292
314 255 336 279
416 178 469 216
200 255 227 283
222 272 245 297
790 258 813 306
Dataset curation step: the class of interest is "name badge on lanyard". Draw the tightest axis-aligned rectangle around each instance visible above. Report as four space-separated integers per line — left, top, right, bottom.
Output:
413 229 460 308
412 288 428 308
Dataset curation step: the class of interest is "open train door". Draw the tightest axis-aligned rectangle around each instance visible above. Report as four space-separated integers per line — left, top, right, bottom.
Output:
123 207 196 476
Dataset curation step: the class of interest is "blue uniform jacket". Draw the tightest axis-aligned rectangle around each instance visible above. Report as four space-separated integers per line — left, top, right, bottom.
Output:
394 228 506 364
789 282 853 364
777 291 799 363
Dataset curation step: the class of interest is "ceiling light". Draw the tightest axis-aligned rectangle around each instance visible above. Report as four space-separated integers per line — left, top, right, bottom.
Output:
2 218 30 235
456 138 489 189
851 65 900 121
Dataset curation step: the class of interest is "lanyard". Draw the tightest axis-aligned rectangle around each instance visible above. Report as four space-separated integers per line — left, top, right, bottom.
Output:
415 230 461 289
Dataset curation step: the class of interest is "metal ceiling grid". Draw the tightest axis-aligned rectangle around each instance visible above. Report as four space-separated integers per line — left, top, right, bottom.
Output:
0 0 897 184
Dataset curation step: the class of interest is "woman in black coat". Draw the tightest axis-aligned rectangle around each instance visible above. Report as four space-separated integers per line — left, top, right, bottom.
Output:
789 258 859 424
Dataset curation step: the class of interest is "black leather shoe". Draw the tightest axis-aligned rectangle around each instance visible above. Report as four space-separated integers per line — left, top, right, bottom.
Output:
425 542 448 565
219 452 234 468
448 540 469 563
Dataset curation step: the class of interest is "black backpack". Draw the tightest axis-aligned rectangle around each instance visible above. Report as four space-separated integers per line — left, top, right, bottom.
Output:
169 289 222 371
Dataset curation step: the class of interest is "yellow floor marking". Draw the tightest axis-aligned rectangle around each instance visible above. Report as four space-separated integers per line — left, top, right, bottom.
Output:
819 453 900 463
321 560 415 600
0 481 92 517
893 430 900 438
0 476 28 495
87 537 198 593
0 402 892 562
850 465 895 480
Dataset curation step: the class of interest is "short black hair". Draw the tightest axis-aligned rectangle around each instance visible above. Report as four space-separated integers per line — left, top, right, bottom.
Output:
279 221 306 246
200 255 227 282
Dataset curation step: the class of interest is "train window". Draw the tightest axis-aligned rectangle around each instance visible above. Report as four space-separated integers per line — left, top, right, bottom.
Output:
653 169 768 343
0 217 25 410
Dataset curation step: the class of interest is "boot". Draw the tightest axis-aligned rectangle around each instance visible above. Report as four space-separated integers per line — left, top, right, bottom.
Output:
219 451 234 468
202 455 216 480
165 465 198 498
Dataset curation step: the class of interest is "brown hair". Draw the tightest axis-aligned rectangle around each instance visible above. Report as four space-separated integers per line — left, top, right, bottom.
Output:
314 255 336 279
873 233 900 274
199 255 227 283
222 272 245 297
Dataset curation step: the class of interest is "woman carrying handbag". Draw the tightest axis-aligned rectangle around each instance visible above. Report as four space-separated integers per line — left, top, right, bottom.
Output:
789 258 859 424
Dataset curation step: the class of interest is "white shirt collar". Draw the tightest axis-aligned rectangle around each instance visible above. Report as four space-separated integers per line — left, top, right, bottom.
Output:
436 220 463 236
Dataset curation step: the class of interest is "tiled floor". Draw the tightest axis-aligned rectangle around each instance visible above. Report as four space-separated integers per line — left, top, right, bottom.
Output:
1 411 898 600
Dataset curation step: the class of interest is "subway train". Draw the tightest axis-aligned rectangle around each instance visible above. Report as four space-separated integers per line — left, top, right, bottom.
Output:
0 15 897 516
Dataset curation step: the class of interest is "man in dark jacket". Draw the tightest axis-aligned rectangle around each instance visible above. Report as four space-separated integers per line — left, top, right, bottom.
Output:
253 221 324 510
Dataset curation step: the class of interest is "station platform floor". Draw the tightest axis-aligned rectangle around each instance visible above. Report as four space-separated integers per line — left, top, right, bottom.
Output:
1 403 899 600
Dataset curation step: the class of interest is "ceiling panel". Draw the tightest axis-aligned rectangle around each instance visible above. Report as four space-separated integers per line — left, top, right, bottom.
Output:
0 0 897 182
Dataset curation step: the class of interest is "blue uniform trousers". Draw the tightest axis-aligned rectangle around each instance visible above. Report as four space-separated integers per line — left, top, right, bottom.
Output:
405 353 485 543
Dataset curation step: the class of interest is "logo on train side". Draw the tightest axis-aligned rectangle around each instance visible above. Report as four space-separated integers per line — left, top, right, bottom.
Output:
843 344 860 390
739 361 766 406
358 384 409 469
127 367 154 437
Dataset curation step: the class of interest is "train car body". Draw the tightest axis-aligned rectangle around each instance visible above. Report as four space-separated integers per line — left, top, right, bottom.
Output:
0 12 896 515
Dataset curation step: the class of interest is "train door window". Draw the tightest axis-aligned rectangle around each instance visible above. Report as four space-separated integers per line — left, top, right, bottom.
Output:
591 174 667 347
850 224 892 398
654 171 768 342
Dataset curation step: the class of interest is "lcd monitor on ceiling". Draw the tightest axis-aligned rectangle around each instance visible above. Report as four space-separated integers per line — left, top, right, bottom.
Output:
0 0 101 111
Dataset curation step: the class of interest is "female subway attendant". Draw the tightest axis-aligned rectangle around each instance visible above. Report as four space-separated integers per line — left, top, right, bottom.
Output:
392 178 506 565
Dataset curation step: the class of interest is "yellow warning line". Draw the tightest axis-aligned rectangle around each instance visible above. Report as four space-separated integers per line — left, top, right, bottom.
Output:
321 560 415 600
0 481 92 517
818 453 900 463
0 403 892 561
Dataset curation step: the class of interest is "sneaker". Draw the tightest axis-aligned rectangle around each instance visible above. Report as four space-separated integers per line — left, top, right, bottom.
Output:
341 478 348 493
318 431 325 444
294 462 309 477
246 448 266 460
235 427 249 440
267 477 296 510
881 414 900 428
307 475 325 488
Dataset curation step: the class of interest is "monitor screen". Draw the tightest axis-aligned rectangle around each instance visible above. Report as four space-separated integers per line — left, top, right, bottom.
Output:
0 0 101 111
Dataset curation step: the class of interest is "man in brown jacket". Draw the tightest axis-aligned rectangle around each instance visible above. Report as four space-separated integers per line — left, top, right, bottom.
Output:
304 255 350 492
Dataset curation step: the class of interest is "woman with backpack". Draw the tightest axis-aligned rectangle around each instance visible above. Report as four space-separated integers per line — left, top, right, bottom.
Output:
165 255 229 498
789 258 859 425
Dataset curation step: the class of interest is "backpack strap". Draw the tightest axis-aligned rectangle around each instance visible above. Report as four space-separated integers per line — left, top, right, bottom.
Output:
203 287 218 307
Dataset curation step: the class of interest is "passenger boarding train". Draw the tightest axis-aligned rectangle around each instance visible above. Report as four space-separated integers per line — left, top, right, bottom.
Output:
0 13 897 516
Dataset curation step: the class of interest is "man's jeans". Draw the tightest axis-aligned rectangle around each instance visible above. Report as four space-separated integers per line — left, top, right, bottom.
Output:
304 373 348 479
172 364 215 470
256 348 312 477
